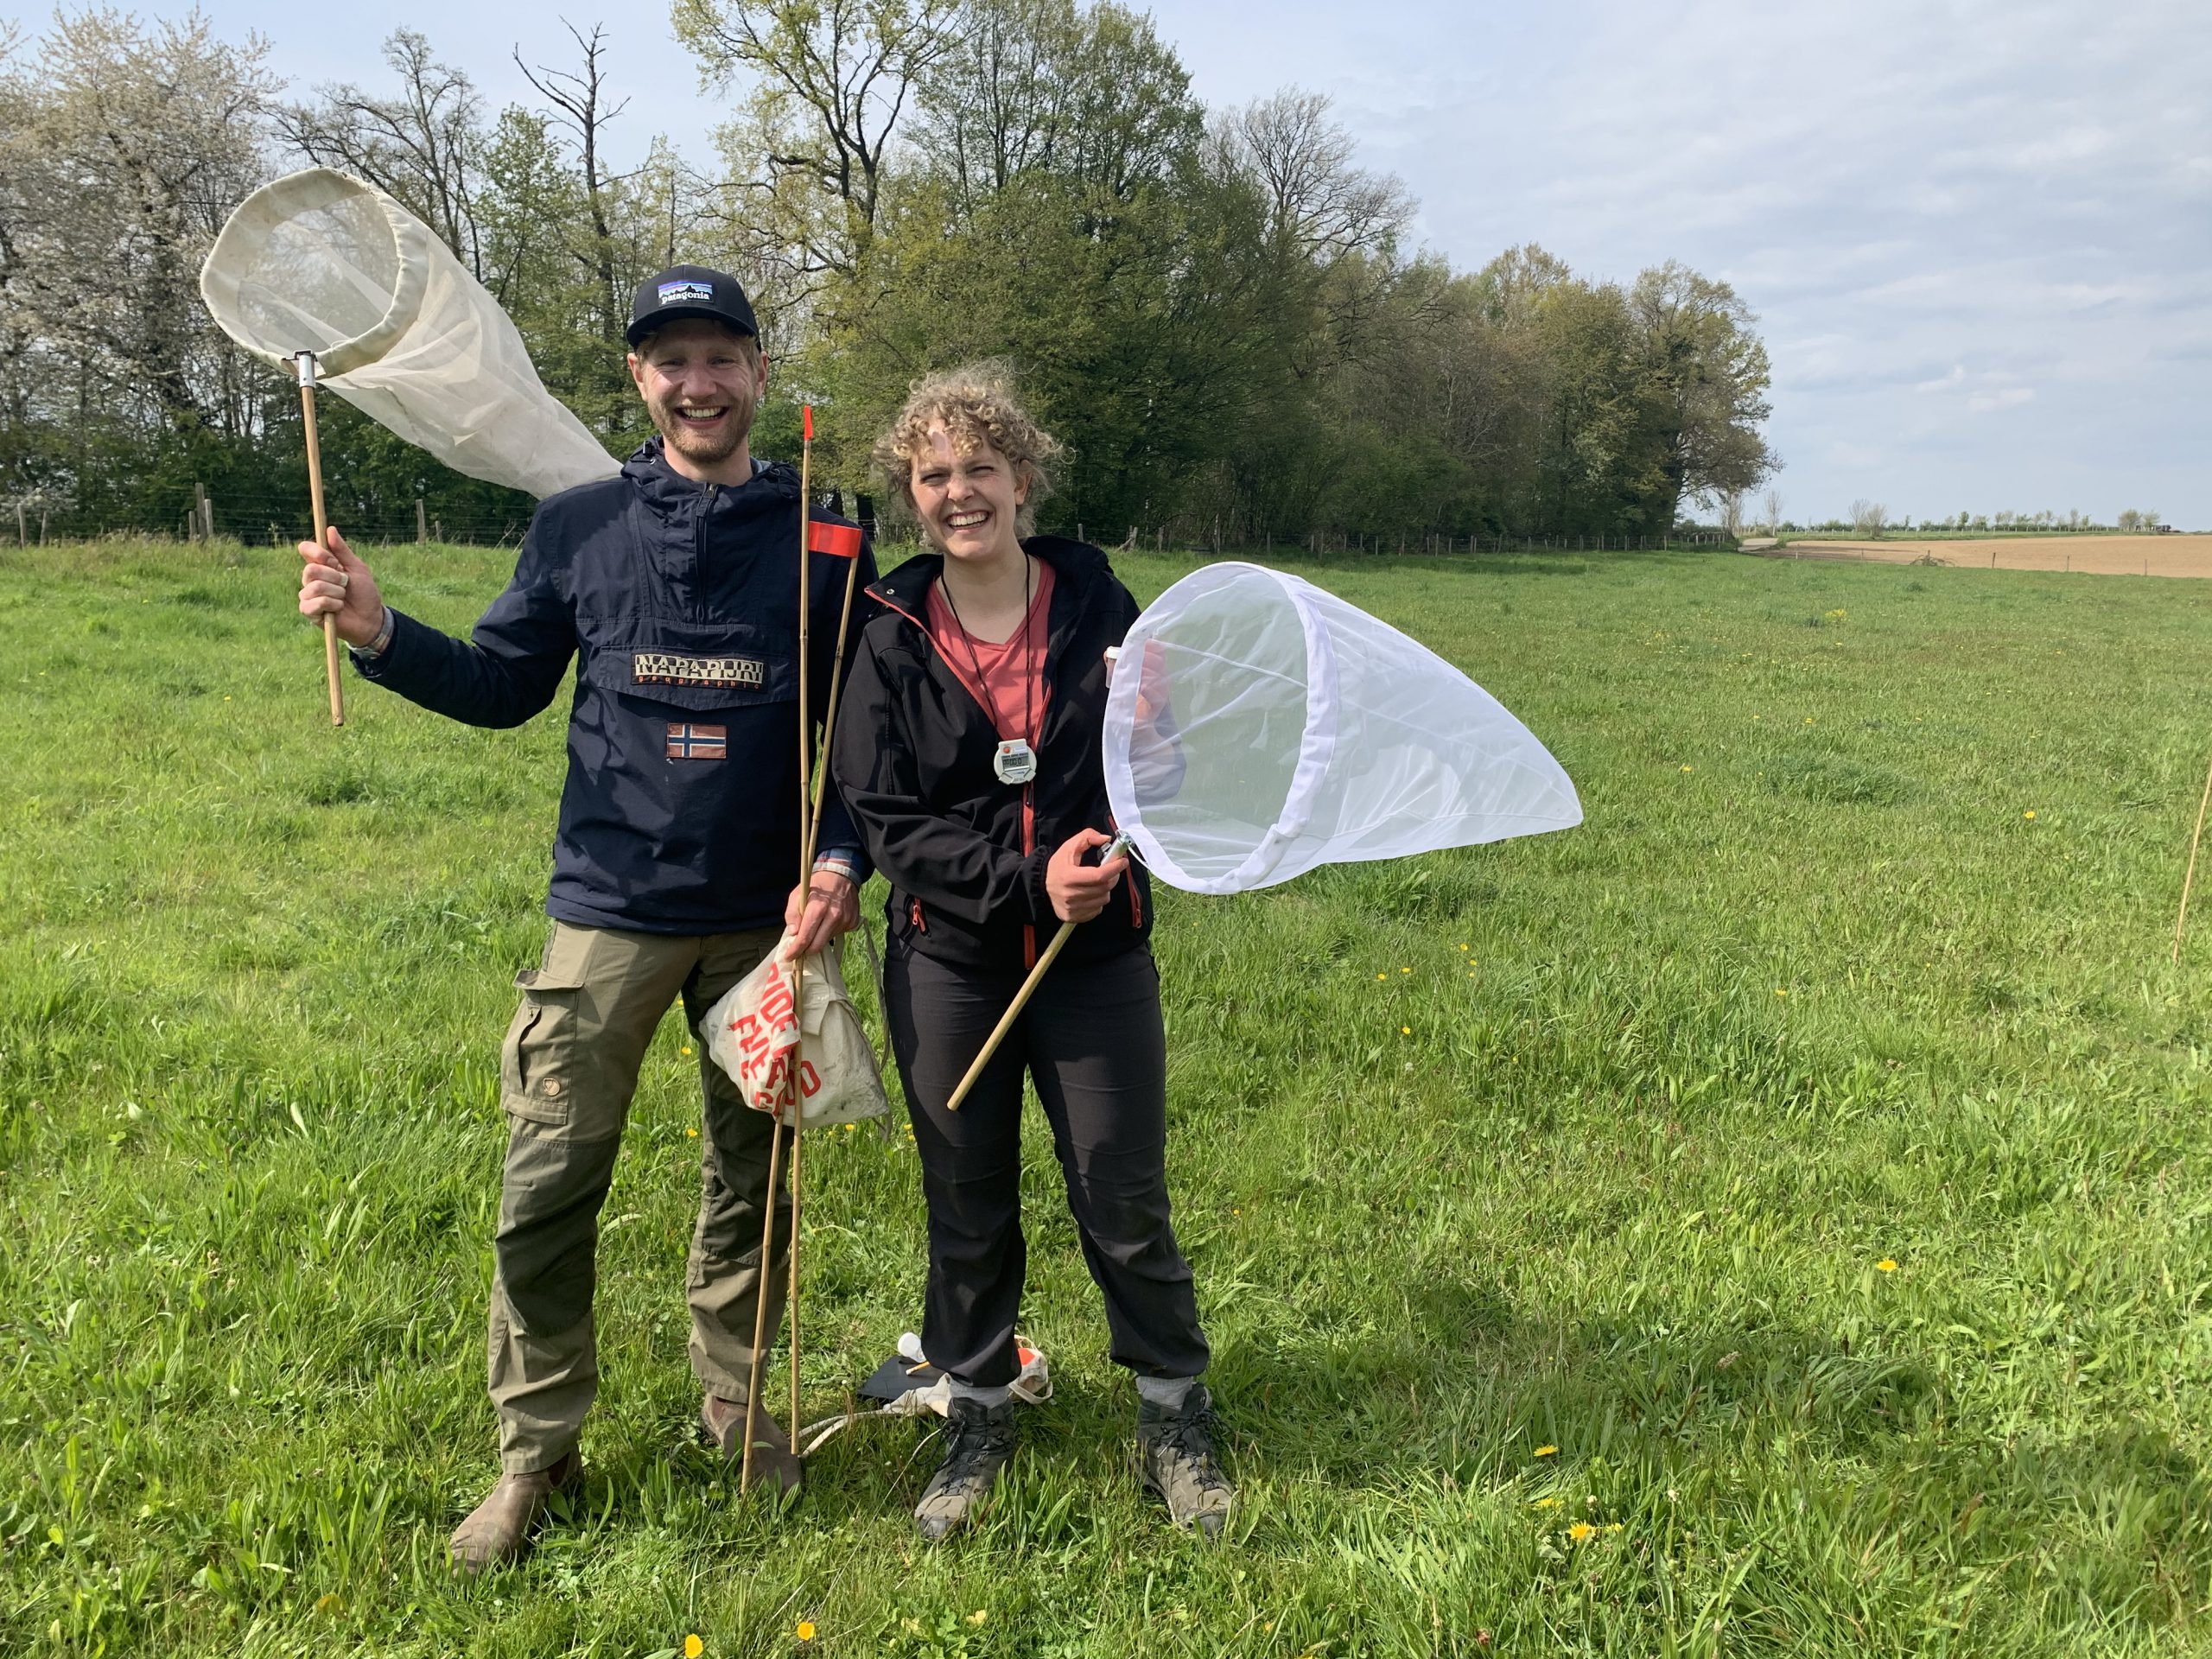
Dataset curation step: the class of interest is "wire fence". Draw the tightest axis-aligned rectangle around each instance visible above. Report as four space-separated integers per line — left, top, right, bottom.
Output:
3 485 1712 557
3 489 536 550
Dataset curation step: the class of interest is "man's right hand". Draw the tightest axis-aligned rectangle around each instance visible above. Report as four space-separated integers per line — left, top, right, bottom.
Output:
1046 828 1128 925
298 525 385 647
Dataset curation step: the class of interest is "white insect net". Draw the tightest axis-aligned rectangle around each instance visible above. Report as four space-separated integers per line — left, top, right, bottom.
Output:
200 168 619 500
1102 562 1581 895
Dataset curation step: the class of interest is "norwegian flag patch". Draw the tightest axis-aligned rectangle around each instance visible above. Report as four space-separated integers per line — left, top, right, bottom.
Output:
666 722 728 760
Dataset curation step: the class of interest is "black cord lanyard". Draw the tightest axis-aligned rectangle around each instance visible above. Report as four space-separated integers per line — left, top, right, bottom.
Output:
939 555 1035 748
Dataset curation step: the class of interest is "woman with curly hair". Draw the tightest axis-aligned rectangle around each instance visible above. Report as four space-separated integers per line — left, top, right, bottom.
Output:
830 364 1231 1541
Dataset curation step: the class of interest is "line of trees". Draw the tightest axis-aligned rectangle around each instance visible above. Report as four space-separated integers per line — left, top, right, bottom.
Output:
0 3 1777 547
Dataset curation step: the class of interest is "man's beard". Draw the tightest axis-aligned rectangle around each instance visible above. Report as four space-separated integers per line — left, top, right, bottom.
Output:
652 393 754 466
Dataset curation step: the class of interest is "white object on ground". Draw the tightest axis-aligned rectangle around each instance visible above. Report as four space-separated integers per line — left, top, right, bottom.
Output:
200 168 619 500
1102 561 1581 894
795 1334 1051 1457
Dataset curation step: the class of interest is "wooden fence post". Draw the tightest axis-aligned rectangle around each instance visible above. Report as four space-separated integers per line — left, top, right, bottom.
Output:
194 481 209 543
15 502 23 546
416 497 429 543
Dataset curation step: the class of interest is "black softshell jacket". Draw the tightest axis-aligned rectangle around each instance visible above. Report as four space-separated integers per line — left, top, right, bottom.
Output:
357 437 874 934
831 537 1154 971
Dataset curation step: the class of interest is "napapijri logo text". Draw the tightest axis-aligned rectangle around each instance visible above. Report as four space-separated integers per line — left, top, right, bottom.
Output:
633 651 766 689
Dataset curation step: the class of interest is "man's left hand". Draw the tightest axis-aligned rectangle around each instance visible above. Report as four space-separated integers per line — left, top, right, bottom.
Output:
782 873 859 959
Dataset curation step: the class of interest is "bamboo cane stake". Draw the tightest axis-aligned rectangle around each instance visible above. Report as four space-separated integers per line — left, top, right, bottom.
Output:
944 833 1131 1112
787 408 812 1458
2174 748 2212 965
737 1065 790 1495
740 406 817 1493
805 548 865 856
296 353 344 726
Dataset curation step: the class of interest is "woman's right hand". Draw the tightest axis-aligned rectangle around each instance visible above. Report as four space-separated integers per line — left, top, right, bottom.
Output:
1046 828 1128 924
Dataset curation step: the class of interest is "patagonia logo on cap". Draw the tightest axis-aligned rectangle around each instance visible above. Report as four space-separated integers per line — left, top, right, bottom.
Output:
633 650 766 689
658 279 713 305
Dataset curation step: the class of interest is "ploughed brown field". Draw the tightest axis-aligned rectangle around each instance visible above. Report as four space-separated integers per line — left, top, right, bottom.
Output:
1764 534 2212 577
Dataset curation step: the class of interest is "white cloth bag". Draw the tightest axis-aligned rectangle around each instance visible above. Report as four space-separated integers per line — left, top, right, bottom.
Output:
699 943 890 1130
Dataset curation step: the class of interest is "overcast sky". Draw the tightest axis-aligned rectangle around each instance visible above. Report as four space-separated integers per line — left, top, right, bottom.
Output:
137 0 2212 525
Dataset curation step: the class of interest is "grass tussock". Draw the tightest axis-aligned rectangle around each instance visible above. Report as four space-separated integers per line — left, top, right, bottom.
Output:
5 538 2212 1655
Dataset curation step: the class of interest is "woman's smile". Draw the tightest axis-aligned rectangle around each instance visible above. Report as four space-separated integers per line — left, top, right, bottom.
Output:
913 425 1027 568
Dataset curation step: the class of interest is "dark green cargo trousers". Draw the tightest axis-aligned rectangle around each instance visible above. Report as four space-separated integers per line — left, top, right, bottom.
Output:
489 919 789 1472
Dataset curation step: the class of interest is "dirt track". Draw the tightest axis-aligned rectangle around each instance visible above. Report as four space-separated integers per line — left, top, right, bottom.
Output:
1759 535 2212 578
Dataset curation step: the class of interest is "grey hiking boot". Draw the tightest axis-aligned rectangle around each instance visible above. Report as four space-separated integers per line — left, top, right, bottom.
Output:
1137 1383 1234 1539
448 1451 582 1573
701 1394 803 1495
913 1396 1017 1541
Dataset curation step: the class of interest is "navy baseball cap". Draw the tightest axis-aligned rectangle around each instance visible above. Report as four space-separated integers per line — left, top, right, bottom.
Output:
626 265 759 347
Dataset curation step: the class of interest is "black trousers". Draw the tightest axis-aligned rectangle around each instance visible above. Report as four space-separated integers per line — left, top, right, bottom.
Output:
884 941 1210 1388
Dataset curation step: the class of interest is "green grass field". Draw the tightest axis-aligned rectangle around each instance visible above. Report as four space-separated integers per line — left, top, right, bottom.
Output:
8 536 2212 1657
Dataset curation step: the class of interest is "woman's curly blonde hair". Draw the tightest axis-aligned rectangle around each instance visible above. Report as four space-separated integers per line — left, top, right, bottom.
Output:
872 361 1062 539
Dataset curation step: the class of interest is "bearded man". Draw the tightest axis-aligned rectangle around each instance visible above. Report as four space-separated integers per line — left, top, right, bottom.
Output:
296 266 871 1569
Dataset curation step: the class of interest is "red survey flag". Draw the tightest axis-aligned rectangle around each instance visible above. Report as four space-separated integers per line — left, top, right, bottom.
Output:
808 518 862 559
803 405 814 442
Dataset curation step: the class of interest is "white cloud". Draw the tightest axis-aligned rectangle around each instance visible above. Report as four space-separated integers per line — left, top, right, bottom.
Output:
1143 0 2212 524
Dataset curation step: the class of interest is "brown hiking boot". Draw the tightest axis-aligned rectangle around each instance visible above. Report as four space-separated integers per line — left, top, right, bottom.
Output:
913 1396 1017 1542
1138 1384 1234 1539
448 1451 582 1573
701 1395 803 1494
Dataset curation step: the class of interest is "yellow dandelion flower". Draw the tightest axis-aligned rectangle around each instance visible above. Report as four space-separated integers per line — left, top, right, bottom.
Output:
1803 716 1815 724
2023 810 2036 820
1680 765 1693 772
1400 1025 1411 1035
1400 966 1411 974
1877 1257 1898 1272
1567 1522 1596 1542
797 1621 817 1642
1376 972 1387 981
1774 988 1787 998
685 1127 700 1138
1535 1444 1558 1457
684 1637 704 1659
967 1610 988 1626
1531 1496 1561 1509
681 1045 694 1056
1459 942 1469 950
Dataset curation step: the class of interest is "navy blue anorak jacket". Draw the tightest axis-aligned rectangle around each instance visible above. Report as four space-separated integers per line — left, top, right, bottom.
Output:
357 436 874 935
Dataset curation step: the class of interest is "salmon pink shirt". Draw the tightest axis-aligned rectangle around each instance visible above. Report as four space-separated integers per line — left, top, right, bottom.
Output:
925 558 1055 747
